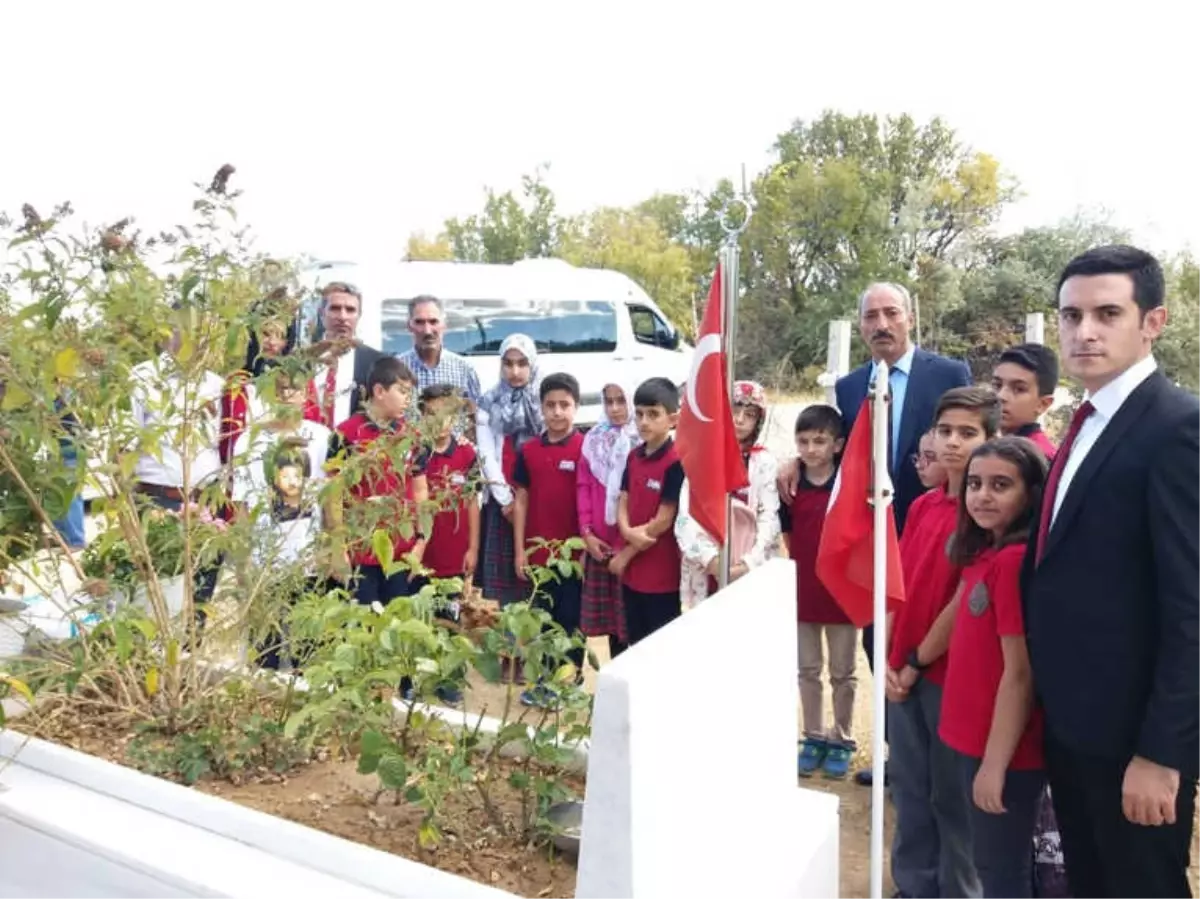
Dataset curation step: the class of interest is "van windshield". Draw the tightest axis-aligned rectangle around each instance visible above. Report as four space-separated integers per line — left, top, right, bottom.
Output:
381 298 618 356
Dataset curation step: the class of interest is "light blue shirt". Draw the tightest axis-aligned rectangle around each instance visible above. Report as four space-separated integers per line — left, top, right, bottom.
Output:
870 344 915 469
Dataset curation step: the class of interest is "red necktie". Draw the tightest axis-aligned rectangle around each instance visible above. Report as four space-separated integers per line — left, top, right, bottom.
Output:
1035 400 1094 563
321 362 338 428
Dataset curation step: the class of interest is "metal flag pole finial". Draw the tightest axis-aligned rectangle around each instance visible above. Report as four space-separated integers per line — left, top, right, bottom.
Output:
716 174 754 590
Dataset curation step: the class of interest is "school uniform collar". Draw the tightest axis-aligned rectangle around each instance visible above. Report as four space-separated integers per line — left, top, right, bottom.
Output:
539 428 578 446
637 436 674 460
1084 354 1158 423
431 439 458 458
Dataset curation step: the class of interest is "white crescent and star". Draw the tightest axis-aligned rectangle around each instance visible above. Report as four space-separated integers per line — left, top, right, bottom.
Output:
684 333 722 422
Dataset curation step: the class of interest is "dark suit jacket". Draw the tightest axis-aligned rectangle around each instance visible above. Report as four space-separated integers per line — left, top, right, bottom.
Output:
835 347 972 532
1023 372 1199 779
348 344 384 419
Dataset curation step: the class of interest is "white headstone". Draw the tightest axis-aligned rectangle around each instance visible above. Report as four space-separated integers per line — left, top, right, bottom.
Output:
1025 312 1045 345
824 320 852 406
576 559 840 898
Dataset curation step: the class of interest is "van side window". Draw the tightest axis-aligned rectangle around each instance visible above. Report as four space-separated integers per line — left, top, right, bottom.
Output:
629 306 676 349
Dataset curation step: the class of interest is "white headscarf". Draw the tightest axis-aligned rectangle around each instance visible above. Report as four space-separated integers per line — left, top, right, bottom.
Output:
477 334 543 446
581 378 640 527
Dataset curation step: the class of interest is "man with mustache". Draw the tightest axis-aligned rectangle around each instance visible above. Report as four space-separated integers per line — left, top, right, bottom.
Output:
396 295 481 437
779 281 972 786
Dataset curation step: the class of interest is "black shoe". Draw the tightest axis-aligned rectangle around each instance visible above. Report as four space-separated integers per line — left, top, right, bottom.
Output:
855 765 890 787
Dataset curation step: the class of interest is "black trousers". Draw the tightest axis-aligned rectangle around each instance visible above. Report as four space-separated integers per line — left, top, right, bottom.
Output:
351 564 422 606
255 576 331 671
1045 731 1197 898
536 575 585 673
622 587 680 646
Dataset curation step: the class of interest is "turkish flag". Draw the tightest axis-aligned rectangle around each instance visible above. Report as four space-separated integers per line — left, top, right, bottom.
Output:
676 264 748 545
815 399 906 627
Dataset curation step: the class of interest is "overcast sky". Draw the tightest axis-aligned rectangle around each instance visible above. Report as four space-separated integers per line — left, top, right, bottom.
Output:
5 0 1196 265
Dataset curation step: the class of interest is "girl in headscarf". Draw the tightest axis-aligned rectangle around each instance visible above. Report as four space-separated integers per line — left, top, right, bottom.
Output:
474 334 542 605
675 379 781 609
577 378 640 660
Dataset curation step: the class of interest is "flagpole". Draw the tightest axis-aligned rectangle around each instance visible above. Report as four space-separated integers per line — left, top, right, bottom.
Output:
869 362 894 899
717 191 751 590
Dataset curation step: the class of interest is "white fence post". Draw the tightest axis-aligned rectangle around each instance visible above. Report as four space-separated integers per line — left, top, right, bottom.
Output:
1025 312 1045 345
816 320 852 407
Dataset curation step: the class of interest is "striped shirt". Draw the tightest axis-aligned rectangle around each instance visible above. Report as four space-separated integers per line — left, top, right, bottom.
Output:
397 348 482 434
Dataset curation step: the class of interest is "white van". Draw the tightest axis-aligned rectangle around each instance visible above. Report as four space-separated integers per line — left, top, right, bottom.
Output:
298 259 694 427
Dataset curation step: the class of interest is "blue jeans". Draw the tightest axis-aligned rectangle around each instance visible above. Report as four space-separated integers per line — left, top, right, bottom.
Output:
956 751 1045 898
888 680 982 898
52 450 86 549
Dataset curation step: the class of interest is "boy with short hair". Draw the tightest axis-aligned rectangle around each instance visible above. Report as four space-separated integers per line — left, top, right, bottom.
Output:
512 372 586 706
326 357 429 607
914 428 947 490
884 385 1000 899
778 404 858 780
991 342 1059 460
609 377 685 646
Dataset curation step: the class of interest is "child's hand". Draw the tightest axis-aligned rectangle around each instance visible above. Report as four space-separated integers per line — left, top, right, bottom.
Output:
514 549 529 581
730 560 749 582
972 761 1008 815
584 533 612 562
501 503 514 522
898 664 921 691
885 668 909 703
463 547 478 580
608 547 633 578
626 525 656 551
704 557 721 578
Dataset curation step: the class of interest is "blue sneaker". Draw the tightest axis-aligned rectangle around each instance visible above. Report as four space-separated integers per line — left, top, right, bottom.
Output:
797 738 828 777
519 684 558 709
822 742 855 779
435 684 463 706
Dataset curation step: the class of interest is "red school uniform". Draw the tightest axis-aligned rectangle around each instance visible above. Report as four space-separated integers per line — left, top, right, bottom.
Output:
421 442 480 578
939 542 1044 770
619 438 685 594
1013 422 1057 462
778 469 851 625
512 431 585 567
887 485 962 685
329 413 428 567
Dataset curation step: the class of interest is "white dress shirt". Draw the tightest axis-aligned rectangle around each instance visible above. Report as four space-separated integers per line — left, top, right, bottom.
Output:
1051 354 1158 525
314 352 356 427
130 354 225 489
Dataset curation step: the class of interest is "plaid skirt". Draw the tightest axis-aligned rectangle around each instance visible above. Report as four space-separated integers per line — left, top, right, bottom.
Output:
476 498 526 605
581 553 627 643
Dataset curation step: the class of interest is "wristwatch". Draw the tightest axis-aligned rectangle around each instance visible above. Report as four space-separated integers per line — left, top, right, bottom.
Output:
906 649 928 675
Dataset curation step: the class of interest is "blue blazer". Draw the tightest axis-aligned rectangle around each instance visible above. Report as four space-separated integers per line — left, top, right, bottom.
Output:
834 347 972 532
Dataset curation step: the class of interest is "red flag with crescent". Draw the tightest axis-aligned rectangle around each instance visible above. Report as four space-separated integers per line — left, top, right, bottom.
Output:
676 264 748 545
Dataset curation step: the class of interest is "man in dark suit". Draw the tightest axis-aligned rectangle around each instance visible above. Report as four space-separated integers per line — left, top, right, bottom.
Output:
314 281 383 426
1024 245 1198 897
780 281 972 785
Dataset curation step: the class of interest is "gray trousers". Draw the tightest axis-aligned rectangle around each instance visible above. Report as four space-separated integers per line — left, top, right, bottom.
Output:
888 680 981 898
957 751 1045 898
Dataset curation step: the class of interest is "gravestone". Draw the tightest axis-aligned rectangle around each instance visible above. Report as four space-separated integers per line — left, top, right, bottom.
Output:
576 558 840 898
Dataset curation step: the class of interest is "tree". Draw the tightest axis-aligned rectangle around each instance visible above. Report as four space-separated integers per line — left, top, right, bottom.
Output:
1159 252 1199 392
558 208 698 335
404 232 454 262
442 164 561 264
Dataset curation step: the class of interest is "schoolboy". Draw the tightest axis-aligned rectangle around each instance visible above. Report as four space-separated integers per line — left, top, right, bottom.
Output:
609 377 685 646
778 404 858 780
884 386 1000 899
326 357 429 607
512 372 586 704
409 383 482 705
991 342 1059 460
914 428 946 490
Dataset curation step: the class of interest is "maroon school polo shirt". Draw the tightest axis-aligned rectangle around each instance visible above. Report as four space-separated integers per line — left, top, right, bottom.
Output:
778 469 851 625
512 430 584 567
1013 422 1057 462
329 413 428 567
620 438 685 594
422 442 479 578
